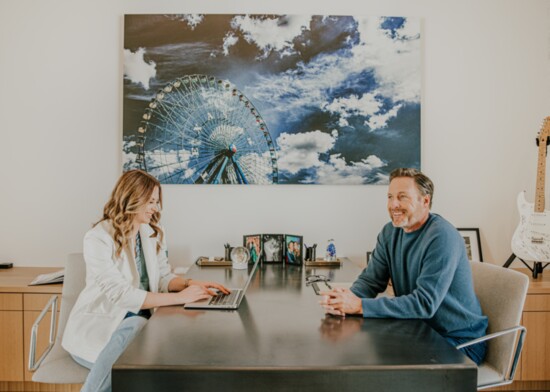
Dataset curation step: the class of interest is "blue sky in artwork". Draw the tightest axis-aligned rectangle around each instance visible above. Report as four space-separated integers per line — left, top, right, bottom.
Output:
123 14 421 184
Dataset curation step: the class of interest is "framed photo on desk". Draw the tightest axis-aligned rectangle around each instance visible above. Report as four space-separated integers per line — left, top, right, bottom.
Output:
262 234 284 263
284 235 303 265
243 234 262 263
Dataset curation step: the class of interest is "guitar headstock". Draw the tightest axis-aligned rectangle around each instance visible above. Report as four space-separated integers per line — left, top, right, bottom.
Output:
536 116 550 147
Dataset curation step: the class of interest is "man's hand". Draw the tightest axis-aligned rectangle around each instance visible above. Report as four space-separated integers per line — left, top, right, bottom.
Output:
319 288 363 317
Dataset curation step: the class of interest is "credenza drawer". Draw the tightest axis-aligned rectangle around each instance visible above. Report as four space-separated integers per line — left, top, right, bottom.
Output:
0 293 23 311
23 293 60 311
524 294 550 312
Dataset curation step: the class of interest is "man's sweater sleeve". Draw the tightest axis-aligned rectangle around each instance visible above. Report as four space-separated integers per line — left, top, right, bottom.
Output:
350 232 391 299
356 229 461 319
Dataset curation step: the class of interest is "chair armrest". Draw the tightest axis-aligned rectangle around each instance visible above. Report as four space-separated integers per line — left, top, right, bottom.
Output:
456 325 525 349
28 295 58 371
456 325 526 384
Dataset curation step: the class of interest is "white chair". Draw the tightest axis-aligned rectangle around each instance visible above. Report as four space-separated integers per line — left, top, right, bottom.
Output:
457 261 529 390
28 253 89 384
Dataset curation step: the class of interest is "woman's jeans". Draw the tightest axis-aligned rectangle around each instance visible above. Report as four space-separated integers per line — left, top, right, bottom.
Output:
71 315 148 392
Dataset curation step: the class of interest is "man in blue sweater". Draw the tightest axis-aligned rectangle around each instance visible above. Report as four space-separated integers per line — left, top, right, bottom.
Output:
320 168 488 364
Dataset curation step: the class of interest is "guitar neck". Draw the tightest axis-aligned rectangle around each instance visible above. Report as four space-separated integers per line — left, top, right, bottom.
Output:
536 134 548 213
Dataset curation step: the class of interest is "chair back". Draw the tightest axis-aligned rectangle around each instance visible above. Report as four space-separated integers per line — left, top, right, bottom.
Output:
32 253 89 383
470 262 529 379
55 253 87 340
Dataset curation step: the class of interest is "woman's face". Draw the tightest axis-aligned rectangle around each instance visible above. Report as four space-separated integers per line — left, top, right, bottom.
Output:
134 186 160 226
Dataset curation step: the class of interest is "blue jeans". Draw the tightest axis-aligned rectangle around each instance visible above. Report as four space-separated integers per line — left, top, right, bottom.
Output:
71 316 148 392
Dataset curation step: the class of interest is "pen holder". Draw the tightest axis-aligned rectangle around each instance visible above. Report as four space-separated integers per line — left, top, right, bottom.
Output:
305 246 316 261
224 247 233 261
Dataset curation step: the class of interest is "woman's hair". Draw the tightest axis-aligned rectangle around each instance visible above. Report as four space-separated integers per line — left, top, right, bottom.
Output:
95 170 163 257
389 168 434 208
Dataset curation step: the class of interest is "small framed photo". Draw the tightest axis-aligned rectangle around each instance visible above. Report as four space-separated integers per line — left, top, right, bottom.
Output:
284 235 303 265
243 234 262 263
457 228 483 262
262 234 284 263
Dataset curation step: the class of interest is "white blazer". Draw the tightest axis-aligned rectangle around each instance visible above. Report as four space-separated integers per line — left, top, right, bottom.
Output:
62 220 176 363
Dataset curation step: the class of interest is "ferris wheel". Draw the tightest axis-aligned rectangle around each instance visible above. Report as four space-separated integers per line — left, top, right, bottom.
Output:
135 74 278 184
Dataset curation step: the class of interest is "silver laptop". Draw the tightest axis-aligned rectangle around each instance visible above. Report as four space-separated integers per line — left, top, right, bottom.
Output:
184 256 260 310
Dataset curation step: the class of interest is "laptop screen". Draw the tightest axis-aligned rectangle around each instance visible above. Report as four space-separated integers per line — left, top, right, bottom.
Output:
241 255 261 294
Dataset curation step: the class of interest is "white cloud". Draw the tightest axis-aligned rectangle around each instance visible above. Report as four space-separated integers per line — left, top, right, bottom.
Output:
274 129 387 183
230 15 311 58
324 93 400 128
324 93 382 118
276 130 336 175
364 104 402 130
315 154 386 185
246 17 420 130
123 48 156 90
353 17 421 103
182 14 204 30
222 32 239 56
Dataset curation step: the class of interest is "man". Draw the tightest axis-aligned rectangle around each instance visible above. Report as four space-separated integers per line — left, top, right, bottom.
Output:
320 168 488 364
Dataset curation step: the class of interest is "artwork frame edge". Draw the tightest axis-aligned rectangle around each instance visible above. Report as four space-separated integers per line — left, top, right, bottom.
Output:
457 227 483 262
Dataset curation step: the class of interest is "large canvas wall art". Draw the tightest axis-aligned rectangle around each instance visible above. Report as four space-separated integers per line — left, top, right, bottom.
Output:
123 14 421 185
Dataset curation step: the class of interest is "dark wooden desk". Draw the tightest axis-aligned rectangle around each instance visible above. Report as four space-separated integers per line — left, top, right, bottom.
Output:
113 259 477 392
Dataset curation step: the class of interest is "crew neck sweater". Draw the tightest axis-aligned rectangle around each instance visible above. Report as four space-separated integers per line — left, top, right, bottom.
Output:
351 213 488 340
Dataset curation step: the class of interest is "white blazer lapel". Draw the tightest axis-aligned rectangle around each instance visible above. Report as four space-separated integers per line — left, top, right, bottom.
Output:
140 224 159 293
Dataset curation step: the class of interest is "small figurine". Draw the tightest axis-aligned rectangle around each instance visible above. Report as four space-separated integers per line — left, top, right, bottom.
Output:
325 239 336 261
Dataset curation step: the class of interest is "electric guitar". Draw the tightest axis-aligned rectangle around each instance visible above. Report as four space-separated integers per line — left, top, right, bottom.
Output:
511 117 550 264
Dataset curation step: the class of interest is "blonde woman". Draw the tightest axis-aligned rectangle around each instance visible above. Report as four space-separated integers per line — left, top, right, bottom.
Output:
62 170 228 392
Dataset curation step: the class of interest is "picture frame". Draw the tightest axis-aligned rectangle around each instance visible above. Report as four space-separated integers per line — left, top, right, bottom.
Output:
262 234 284 263
457 228 483 262
243 234 262 263
284 235 303 265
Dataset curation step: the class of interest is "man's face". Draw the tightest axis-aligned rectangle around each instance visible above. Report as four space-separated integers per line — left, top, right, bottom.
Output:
387 177 430 233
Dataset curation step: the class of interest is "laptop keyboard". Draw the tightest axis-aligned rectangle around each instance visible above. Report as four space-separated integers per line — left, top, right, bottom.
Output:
210 290 240 306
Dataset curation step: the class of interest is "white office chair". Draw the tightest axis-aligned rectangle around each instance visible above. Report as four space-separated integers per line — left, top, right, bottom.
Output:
457 261 529 390
28 253 89 384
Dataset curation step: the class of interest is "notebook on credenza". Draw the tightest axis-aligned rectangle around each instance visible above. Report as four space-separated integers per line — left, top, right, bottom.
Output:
184 256 260 310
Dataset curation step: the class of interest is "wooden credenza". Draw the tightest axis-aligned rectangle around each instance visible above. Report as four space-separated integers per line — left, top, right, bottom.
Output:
488 268 550 391
0 267 81 392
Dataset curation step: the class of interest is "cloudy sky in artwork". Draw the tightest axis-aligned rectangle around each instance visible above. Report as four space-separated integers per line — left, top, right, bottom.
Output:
123 14 421 184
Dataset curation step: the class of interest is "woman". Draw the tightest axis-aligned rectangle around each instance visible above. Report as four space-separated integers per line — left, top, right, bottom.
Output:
62 170 228 392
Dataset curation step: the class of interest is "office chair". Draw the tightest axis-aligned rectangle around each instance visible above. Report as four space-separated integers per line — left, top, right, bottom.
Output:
456 261 529 390
28 253 89 384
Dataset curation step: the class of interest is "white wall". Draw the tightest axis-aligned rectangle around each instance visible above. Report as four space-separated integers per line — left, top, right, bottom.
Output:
1 0 549 268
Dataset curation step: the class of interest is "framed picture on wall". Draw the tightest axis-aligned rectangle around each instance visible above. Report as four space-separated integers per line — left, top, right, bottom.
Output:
457 228 483 262
243 234 262 263
262 234 284 263
284 235 303 265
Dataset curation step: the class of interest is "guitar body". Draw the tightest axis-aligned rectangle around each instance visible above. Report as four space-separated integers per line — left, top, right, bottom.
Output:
511 117 550 270
512 191 550 263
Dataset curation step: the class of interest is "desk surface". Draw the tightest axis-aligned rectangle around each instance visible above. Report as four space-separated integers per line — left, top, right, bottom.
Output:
0 267 63 293
113 259 476 392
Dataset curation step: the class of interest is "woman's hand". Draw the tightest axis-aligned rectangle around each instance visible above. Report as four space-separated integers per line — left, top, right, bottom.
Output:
176 285 212 304
188 279 231 296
